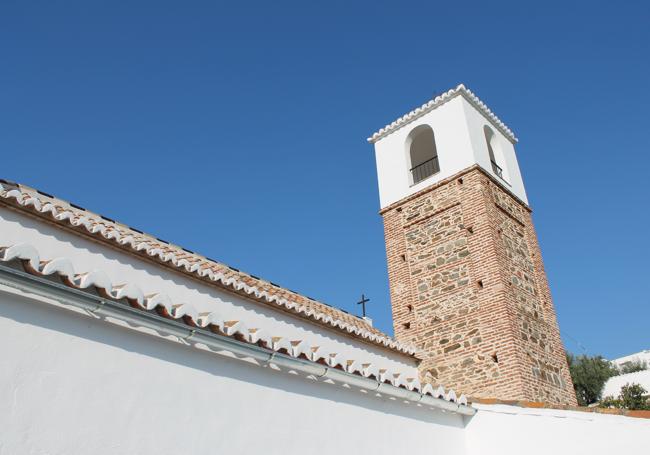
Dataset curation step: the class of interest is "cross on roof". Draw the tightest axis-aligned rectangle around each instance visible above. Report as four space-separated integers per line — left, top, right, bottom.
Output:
357 294 370 318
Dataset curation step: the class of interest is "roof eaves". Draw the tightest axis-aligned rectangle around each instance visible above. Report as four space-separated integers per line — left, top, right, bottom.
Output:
367 83 518 144
0 181 418 357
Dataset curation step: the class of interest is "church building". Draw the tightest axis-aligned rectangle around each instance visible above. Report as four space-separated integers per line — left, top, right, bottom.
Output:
0 84 646 454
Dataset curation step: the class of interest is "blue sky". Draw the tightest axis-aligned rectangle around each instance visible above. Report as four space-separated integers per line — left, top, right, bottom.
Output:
1 1 648 359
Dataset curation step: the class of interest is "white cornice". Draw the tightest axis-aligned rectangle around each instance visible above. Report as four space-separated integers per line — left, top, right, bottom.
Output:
367 84 518 144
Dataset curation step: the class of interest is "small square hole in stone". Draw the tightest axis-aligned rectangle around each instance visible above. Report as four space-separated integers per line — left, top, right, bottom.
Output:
467 226 474 234
477 280 484 289
406 304 413 313
400 254 406 262
403 322 411 330
491 353 499 363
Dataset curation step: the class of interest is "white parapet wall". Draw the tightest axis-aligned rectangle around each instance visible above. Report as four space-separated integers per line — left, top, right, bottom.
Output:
3 281 648 455
0 286 468 455
465 403 650 454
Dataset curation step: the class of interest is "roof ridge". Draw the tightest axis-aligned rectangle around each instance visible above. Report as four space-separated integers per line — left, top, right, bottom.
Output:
367 83 517 144
0 180 418 356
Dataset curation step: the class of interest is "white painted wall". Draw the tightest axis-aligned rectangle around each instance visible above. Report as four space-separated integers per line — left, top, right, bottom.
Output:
3 286 647 455
374 96 474 209
0 287 467 455
461 97 528 204
373 94 528 209
465 403 650 454
0 208 417 376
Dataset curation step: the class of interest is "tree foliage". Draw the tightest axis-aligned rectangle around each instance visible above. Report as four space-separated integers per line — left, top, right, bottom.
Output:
567 353 618 406
600 383 650 410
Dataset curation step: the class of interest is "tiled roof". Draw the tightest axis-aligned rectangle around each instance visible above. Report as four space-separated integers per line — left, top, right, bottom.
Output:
0 180 417 356
367 83 517 144
0 242 468 409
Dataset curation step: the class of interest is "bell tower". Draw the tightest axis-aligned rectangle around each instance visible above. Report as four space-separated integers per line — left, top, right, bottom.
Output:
369 84 577 405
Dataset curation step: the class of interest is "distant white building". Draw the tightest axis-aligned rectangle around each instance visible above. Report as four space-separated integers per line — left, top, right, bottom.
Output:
611 350 650 370
602 351 650 399
602 371 650 399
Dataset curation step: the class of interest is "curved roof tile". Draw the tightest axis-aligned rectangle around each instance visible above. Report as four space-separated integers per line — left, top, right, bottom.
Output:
0 242 466 406
0 181 418 356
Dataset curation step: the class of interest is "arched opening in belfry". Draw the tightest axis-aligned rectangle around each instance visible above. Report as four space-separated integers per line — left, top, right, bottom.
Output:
484 125 509 181
406 125 439 184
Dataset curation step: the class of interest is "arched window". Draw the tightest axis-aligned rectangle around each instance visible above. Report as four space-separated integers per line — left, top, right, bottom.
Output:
406 125 439 184
484 126 508 181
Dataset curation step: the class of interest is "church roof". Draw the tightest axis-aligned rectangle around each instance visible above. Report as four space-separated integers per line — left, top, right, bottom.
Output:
0 180 417 357
367 83 518 144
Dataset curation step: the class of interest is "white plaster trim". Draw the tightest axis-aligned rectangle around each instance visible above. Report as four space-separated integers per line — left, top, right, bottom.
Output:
0 182 418 356
0 242 469 409
367 84 518 144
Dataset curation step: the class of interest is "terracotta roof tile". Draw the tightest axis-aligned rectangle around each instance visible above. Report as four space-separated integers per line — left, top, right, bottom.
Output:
0 181 417 356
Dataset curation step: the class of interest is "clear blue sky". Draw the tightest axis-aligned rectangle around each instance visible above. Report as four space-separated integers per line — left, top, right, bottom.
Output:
2 1 648 359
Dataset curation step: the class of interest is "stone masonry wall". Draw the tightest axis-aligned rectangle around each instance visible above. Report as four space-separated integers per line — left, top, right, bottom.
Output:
382 166 577 405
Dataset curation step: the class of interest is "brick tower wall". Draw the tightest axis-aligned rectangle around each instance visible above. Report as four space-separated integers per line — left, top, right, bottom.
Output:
382 165 577 405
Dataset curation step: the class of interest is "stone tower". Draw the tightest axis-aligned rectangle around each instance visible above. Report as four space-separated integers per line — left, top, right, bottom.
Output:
369 84 577 405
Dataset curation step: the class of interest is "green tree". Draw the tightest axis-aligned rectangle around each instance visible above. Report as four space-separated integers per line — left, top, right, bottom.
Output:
567 353 618 406
600 383 650 410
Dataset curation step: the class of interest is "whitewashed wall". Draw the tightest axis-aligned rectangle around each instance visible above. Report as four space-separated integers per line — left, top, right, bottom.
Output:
0 288 467 455
374 96 475 208
465 403 650 454
4 286 647 455
461 97 528 204
372 94 528 209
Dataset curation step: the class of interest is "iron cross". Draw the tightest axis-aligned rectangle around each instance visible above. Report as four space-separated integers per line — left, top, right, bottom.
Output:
357 294 370 318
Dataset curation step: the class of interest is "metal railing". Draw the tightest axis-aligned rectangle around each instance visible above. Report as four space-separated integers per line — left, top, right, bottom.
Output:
411 156 440 184
491 160 503 179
